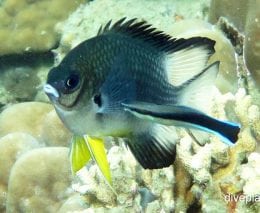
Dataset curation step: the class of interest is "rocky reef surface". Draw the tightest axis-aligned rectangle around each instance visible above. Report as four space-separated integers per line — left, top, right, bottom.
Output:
0 0 85 56
0 0 259 212
209 0 260 88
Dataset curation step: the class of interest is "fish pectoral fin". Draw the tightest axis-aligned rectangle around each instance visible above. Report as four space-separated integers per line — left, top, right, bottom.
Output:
70 135 91 174
123 102 240 145
100 54 137 113
84 135 116 194
127 124 177 169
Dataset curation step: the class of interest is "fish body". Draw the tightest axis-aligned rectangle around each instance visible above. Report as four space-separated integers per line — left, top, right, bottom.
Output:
46 22 180 137
44 18 240 170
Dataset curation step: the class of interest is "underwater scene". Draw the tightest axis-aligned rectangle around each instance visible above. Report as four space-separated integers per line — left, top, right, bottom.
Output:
0 0 259 212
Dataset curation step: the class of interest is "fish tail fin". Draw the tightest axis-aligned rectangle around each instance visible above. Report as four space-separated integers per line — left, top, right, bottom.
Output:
127 124 178 169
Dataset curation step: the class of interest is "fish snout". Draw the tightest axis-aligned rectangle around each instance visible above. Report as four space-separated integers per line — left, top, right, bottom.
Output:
44 84 60 100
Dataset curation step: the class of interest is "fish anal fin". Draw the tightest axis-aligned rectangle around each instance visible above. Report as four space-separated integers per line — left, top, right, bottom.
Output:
127 124 177 169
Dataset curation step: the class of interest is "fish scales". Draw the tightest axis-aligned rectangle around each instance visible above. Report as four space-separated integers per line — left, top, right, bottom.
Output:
44 18 240 170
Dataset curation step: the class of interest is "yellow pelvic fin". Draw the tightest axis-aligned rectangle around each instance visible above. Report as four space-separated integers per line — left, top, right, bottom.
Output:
70 135 91 174
84 135 112 185
70 135 116 194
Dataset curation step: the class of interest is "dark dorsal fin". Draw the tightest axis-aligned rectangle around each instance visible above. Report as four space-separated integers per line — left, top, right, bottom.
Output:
97 17 215 54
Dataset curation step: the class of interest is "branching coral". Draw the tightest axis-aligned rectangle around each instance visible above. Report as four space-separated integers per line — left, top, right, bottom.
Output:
172 87 259 212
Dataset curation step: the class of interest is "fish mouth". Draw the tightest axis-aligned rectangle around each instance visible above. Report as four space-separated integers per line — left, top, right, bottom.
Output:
44 84 60 101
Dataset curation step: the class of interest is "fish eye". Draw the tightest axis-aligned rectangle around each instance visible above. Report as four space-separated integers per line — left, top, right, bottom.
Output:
65 74 80 91
93 93 102 107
